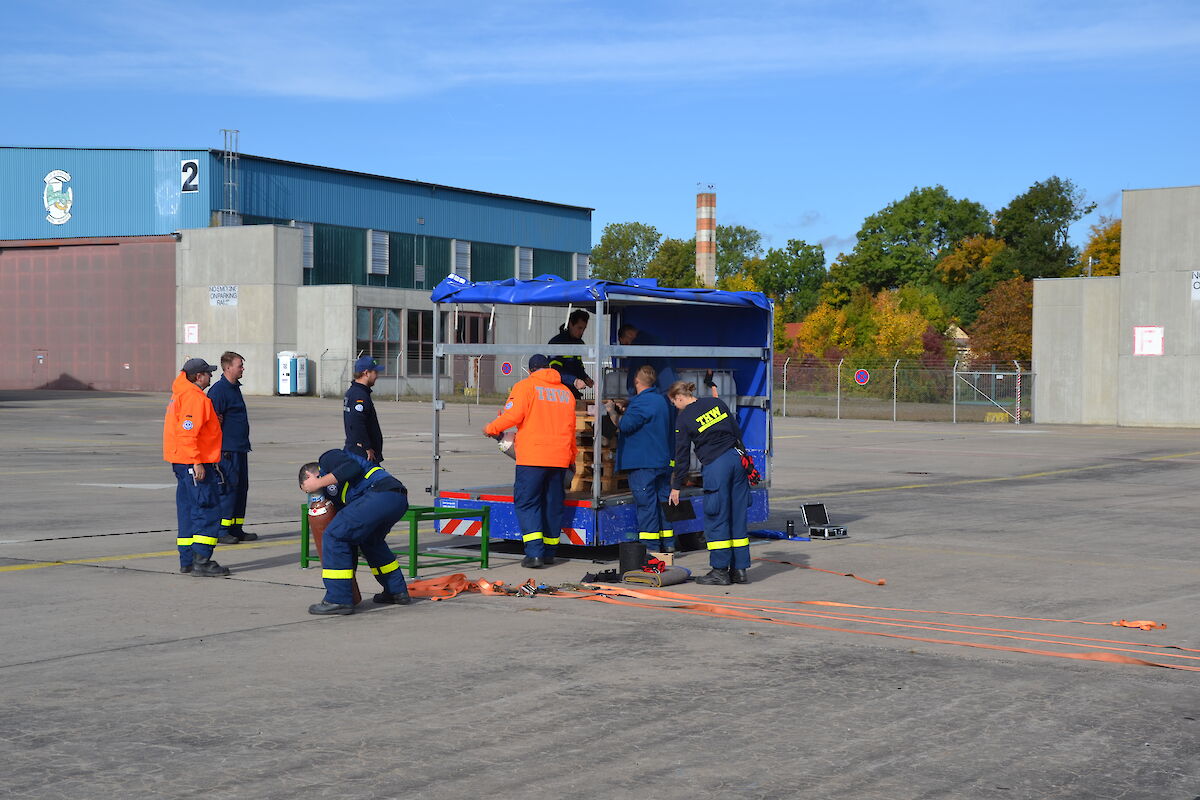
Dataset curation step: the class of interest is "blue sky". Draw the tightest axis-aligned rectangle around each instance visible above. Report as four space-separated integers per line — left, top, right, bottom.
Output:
4 0 1198 261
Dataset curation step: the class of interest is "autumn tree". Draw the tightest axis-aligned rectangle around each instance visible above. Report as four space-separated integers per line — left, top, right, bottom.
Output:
795 302 853 360
968 277 1033 364
870 290 929 360
992 176 1095 279
644 237 699 288
1076 217 1121 276
589 222 661 282
935 235 1007 285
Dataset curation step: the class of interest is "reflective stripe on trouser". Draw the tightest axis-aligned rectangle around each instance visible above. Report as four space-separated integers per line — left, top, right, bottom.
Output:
628 467 670 546
173 463 222 565
660 528 675 548
700 448 750 570
217 451 249 532
320 489 410 605
513 465 567 560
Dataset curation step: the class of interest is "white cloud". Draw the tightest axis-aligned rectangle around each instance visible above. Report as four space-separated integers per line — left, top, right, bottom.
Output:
2 0 1198 99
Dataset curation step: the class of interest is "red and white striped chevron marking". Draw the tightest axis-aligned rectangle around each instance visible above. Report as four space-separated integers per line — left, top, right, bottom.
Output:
560 528 586 545
439 518 484 537
439 519 587 544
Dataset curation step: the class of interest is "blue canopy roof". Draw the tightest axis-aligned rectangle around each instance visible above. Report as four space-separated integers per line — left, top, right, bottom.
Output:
430 273 772 311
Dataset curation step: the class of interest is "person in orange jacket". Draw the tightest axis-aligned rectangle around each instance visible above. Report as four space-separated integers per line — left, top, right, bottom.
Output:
483 354 577 568
163 357 231 577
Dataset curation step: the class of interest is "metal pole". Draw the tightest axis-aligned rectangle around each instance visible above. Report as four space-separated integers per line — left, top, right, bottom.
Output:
836 357 843 420
952 359 959 424
395 350 401 401
893 359 900 422
592 301 605 531
1013 360 1022 425
782 356 790 418
432 304 442 501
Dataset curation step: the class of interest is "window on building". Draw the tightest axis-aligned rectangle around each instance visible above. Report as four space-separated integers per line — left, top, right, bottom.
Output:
356 307 402 373
407 309 448 376
455 311 490 345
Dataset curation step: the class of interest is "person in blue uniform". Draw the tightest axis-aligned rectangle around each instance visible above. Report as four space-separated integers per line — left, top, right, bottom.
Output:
344 356 384 462
207 351 256 543
298 449 411 615
549 309 593 399
667 380 750 586
605 364 675 552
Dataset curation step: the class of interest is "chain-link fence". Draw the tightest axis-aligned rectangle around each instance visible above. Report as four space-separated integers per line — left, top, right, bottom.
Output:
774 357 1034 423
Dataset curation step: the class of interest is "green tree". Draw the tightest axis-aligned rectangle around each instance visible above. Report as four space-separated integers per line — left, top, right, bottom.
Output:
1076 217 1121 276
968 277 1033 364
750 239 827 321
716 224 764 283
644 237 699 288
992 176 1095 279
839 186 991 291
589 222 661 282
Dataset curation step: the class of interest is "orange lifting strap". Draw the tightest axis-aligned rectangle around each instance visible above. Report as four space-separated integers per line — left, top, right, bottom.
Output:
401 574 1189 672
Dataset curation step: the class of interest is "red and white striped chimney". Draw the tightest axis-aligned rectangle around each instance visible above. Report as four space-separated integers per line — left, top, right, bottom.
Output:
695 189 716 286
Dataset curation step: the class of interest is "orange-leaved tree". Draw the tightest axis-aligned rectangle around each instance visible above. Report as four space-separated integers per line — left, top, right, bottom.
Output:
1076 217 1120 276
935 234 1007 285
968 277 1032 364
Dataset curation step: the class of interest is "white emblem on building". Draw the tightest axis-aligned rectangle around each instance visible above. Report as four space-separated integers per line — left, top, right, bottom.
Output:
43 170 74 225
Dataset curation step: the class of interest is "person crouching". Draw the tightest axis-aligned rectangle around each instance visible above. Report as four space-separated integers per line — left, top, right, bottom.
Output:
298 449 411 615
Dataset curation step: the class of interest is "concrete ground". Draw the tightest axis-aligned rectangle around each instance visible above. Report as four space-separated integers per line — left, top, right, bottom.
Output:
1 389 1198 800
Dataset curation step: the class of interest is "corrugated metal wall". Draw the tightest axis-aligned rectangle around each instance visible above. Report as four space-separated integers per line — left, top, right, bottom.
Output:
238 156 590 253
533 248 573 280
0 148 213 240
470 241 515 282
0 237 177 390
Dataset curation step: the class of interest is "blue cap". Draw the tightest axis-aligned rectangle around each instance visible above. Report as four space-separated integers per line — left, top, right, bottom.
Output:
528 354 550 371
354 356 379 373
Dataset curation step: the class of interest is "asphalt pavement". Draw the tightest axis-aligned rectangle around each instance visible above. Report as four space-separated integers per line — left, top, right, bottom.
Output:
1 389 1198 799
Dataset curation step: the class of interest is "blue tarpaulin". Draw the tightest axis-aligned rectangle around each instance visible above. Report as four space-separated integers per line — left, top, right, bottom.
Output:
431 273 773 311
431 273 773 455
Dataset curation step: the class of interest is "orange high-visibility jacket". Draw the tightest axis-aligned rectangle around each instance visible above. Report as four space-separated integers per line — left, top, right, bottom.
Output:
163 371 223 464
484 368 577 467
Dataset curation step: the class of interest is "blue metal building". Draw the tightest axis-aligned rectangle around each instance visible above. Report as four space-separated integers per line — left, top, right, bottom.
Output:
0 146 593 392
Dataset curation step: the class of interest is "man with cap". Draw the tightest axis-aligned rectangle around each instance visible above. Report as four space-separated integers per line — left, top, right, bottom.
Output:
208 351 255 543
483 354 577 568
344 355 384 463
163 358 232 577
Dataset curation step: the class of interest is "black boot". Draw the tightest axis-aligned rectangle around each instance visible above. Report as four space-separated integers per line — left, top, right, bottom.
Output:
729 568 749 584
695 568 732 586
217 533 240 544
520 557 544 569
373 591 412 605
308 601 354 615
190 555 231 577
233 525 258 542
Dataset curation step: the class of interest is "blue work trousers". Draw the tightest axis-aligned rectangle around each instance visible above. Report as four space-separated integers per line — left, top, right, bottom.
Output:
320 489 410 606
218 451 249 531
513 465 567 560
701 449 751 570
628 467 672 548
172 463 223 568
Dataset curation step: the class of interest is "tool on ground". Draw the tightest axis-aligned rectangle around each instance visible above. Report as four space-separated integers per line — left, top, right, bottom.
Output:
622 565 691 587
797 503 847 539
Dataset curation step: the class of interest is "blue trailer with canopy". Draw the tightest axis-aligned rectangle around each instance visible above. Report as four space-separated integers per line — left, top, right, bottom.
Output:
427 273 774 548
